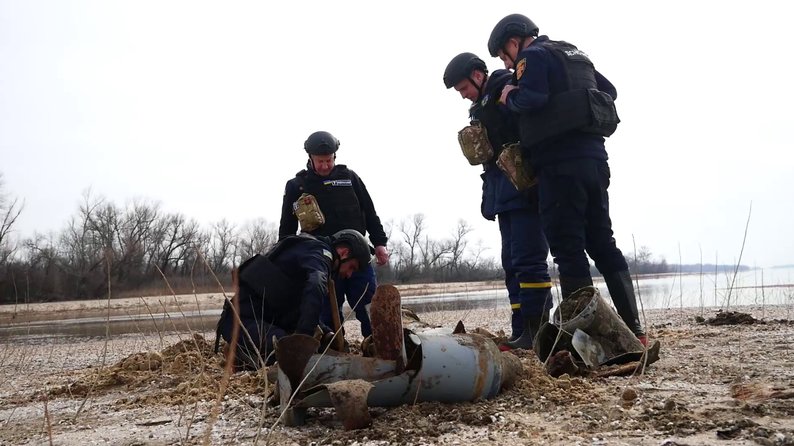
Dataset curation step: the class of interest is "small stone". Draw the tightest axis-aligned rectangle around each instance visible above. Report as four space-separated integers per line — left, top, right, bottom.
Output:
621 388 638 402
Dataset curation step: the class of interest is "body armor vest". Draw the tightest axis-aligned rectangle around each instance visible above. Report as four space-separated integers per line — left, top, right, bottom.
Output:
541 40 598 91
519 39 620 147
299 166 366 237
472 71 520 158
236 235 315 315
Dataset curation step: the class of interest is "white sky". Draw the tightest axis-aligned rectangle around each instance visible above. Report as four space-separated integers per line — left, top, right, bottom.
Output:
1 1 793 268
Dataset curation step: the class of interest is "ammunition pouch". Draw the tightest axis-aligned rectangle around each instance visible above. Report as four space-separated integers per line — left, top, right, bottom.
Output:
293 193 325 233
496 143 536 192
457 121 494 165
519 88 620 147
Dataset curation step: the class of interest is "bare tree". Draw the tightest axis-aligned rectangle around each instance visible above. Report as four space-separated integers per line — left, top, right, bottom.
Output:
393 214 426 281
447 219 473 274
148 213 199 275
115 199 160 285
237 218 278 261
208 219 238 273
0 173 24 265
419 236 452 273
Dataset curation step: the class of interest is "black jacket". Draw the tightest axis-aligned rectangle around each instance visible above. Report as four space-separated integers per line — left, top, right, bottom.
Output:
235 234 333 335
279 163 388 247
471 69 534 220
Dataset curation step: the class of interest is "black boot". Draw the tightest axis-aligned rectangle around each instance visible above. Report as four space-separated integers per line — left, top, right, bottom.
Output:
508 302 523 342
603 270 645 337
559 276 594 300
505 314 542 350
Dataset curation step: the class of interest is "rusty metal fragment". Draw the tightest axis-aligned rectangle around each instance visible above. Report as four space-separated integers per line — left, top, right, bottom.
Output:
546 350 583 378
275 334 320 394
326 379 374 430
595 340 662 378
370 285 405 372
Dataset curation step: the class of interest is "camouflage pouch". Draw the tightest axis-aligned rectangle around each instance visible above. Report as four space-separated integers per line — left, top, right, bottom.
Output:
457 121 494 165
496 143 537 191
293 193 325 232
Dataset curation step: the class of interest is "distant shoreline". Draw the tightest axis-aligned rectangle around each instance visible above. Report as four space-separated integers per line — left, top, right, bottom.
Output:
0 280 507 325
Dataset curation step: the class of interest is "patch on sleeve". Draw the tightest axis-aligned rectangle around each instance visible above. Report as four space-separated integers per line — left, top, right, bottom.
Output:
516 58 526 80
322 249 333 261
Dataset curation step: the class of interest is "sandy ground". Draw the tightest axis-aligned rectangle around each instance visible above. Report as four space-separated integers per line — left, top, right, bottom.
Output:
1 298 793 445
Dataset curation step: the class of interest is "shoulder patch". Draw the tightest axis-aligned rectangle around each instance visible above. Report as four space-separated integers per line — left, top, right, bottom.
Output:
516 58 526 80
322 249 333 261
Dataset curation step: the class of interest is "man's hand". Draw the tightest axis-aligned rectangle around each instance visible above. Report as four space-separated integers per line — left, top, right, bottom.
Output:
500 84 518 104
374 245 390 266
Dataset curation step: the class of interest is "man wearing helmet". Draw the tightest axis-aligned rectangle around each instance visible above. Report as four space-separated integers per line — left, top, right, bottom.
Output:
216 230 373 370
279 131 389 339
443 52 552 350
487 14 646 344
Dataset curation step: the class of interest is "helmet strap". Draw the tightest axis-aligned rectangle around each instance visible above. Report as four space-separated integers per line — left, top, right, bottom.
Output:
503 36 530 66
468 72 484 100
466 76 485 101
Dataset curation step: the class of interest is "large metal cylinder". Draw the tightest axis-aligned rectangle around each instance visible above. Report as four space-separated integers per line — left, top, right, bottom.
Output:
293 331 520 409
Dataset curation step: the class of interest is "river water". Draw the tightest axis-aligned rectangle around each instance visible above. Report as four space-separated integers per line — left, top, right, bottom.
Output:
2 267 792 339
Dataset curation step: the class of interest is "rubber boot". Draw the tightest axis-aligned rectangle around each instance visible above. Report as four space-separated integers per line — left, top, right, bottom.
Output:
505 287 552 350
508 301 523 342
603 270 645 339
505 314 542 350
559 276 594 300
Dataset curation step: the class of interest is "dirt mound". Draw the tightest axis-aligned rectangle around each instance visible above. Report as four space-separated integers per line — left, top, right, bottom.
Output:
558 287 596 321
46 333 271 407
699 310 759 326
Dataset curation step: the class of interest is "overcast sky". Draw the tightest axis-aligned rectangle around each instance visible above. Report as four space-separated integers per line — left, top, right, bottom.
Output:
1 1 792 268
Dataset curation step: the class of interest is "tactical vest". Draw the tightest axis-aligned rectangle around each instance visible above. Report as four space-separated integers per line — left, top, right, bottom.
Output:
472 71 520 154
298 166 366 237
236 235 318 314
297 164 367 236
519 39 620 147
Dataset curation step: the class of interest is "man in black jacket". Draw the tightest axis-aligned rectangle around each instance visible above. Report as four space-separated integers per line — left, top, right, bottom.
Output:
217 230 373 369
279 131 389 338
444 53 552 350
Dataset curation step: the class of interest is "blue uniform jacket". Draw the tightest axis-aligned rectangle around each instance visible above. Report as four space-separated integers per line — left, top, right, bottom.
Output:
505 36 618 169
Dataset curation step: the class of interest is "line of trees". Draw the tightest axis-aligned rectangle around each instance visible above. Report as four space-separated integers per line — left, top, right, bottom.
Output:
0 186 505 303
0 178 687 304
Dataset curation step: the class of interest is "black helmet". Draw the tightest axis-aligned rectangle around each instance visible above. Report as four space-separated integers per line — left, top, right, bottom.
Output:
331 229 374 270
443 52 488 89
487 14 539 57
304 131 340 155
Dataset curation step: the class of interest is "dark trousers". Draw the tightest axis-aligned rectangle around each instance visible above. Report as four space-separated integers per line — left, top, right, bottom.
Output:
221 316 285 369
498 208 553 319
537 158 629 278
320 263 376 337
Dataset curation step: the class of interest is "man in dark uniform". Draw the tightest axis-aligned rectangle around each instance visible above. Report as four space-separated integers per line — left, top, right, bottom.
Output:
487 14 646 344
217 229 373 369
443 53 553 349
279 131 389 338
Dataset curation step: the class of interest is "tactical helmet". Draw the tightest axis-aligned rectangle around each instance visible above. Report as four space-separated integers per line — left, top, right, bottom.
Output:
331 229 374 270
487 14 539 57
443 52 488 89
304 131 340 155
